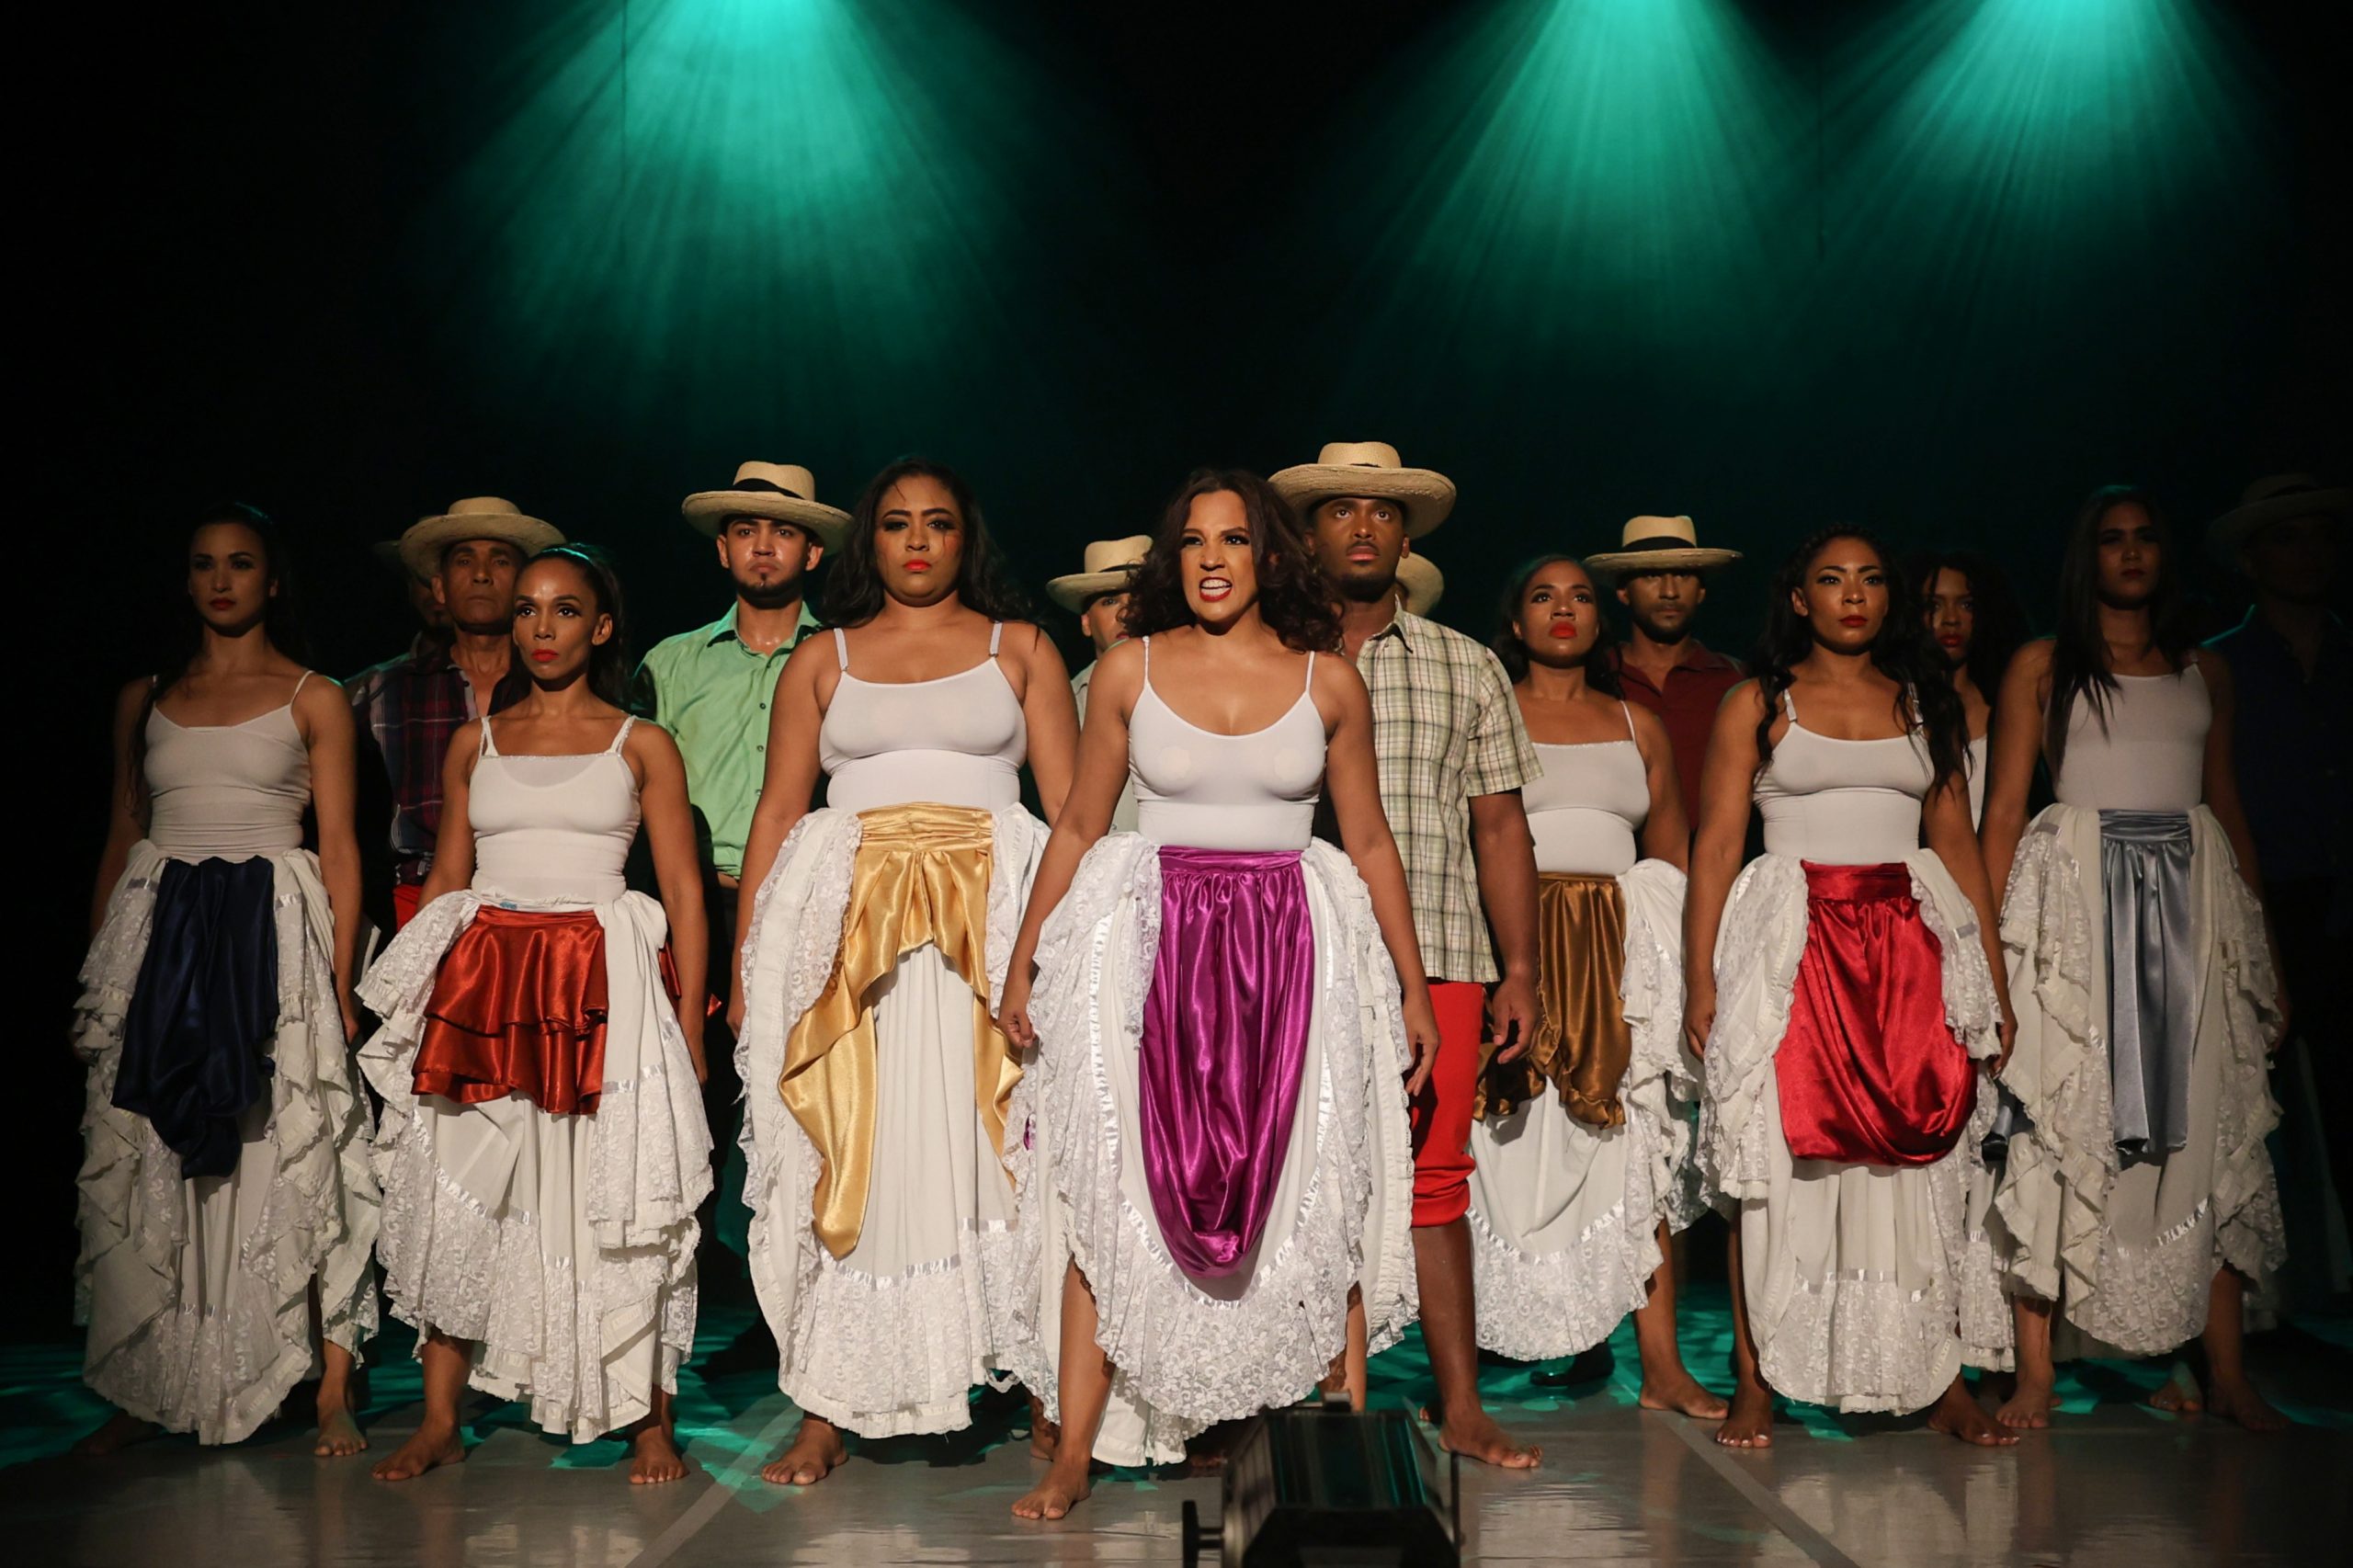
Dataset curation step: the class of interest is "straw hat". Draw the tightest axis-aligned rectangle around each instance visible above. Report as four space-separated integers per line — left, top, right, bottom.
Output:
1584 516 1741 575
1395 552 1444 616
399 497 564 582
2207 473 2348 566
1269 441 1456 538
681 461 852 550
1047 534 1154 612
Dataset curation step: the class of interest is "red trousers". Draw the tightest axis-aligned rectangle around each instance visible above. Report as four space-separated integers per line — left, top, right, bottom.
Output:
1408 981 1487 1226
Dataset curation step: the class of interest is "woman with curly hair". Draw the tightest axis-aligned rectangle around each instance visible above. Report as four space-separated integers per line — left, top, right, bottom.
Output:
1904 549 2028 826
1687 528 2018 1449
731 459 1079 1485
997 469 1431 1519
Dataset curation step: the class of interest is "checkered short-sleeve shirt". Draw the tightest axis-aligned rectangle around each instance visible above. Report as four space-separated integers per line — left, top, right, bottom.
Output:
1347 610 1540 983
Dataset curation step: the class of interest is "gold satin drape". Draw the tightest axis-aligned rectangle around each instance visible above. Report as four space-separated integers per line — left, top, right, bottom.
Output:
779 803 1017 1260
1475 872 1631 1126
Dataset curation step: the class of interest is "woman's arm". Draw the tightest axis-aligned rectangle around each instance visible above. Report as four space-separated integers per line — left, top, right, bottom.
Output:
1682 683 1765 1056
1631 704 1690 871
415 731 479 907
728 640 830 1028
1922 772 2018 1070
1979 640 2051 906
298 677 367 1040
90 678 151 938
632 722 710 1082
1015 623 1080 824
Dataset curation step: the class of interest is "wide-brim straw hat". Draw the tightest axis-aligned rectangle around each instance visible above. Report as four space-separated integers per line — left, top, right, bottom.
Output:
681 461 852 550
1584 515 1741 575
2207 473 2349 566
1048 534 1154 612
1395 552 1444 616
1269 441 1456 539
400 497 564 582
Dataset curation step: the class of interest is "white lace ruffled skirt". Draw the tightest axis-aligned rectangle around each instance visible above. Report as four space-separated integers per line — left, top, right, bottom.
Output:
358 886 710 1442
736 804 1048 1438
74 841 380 1444
1699 851 2012 1414
1992 803 2284 1358
1466 859 1703 1361
1018 834 1416 1467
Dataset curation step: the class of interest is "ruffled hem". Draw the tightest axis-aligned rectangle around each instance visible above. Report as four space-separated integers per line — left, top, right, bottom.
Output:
1466 1126 1662 1362
74 842 379 1443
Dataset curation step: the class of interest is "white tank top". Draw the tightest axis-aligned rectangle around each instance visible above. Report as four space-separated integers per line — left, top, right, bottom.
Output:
1131 638 1325 852
1964 732 1989 829
469 715 640 904
142 671 313 859
1754 690 1932 865
819 624 1028 812
2052 664 2208 812
1523 703 1648 876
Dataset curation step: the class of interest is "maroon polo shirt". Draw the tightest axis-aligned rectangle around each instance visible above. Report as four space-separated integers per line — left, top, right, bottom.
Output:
1602 641 1745 829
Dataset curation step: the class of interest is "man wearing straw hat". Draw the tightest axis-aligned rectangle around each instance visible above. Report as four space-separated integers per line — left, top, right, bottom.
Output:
1048 534 1152 832
1586 516 1744 833
1280 440 1544 1471
349 497 563 929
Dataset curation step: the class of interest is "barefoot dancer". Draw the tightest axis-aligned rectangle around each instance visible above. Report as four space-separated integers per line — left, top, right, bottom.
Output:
1687 529 2018 1450
1983 487 2290 1431
76 503 378 1458
1000 470 1428 1520
733 460 1076 1486
1465 556 1722 1420
360 547 712 1484
1284 441 1545 1470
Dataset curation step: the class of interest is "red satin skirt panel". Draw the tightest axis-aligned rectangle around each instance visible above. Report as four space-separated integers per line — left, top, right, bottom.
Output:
414 906 610 1116
1775 862 1975 1166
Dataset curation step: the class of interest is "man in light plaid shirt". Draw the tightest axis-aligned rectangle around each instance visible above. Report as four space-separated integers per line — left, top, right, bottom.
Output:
1279 441 1545 1471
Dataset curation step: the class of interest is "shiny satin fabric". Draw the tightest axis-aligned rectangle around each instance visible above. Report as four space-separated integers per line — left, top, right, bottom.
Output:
113 855 280 1178
1477 872 1631 1126
413 905 611 1115
784 803 1013 1261
1137 847 1315 1280
2098 810 2196 1160
1776 861 1976 1165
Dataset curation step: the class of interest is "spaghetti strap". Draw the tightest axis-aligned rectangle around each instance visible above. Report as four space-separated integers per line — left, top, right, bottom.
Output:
1142 635 1153 679
290 669 313 701
607 715 636 753
477 715 499 757
1619 700 1637 742
1779 687 1798 722
1303 651 1317 692
832 627 850 673
987 621 1004 657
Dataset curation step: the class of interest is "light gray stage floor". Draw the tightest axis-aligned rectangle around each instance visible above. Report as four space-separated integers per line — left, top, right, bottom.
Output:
7 1292 2349 1566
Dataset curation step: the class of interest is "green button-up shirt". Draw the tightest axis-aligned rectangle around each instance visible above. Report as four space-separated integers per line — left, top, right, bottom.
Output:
631 601 822 877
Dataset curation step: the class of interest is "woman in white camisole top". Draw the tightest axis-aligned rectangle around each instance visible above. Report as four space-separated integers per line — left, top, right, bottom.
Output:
359 547 714 1485
733 460 1079 1487
1461 555 1722 1417
1980 486 2288 1430
998 471 1431 1521
77 505 378 1458
1910 550 2027 829
1687 529 2018 1449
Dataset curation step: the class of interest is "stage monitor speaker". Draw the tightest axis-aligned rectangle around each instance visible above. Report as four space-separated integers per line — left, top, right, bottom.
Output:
1181 1403 1461 1567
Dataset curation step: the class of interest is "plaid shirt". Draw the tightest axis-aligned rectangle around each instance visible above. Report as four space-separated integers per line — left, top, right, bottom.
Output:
348 634 530 884
1342 608 1540 983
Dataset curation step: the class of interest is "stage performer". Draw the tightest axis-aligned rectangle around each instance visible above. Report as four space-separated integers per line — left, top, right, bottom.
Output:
1282 440 1543 1469
1464 555 1722 1419
1982 486 2289 1429
998 469 1427 1519
1587 516 1745 835
359 546 713 1484
733 459 1078 1485
1687 528 2018 1449
1049 534 1151 833
75 503 378 1456
1906 550 2027 828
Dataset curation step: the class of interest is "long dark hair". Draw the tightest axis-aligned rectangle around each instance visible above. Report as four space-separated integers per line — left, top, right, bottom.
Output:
1902 548 2028 706
133 501 310 788
820 458 1032 627
2043 484 2192 777
1490 552 1622 695
522 544 632 709
1122 469 1341 653
1752 528 1966 792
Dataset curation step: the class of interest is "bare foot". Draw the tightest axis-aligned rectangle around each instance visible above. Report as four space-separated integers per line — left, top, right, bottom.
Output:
630 1422 693 1483
2152 1365 2204 1415
1927 1380 2019 1446
71 1411 161 1458
1639 1369 1731 1421
1435 1409 1541 1470
1029 1394 1060 1461
759 1417 847 1486
1995 1376 2055 1430
1715 1382 1776 1449
371 1421 465 1481
1011 1460 1094 1520
313 1400 369 1458
2203 1375 2290 1432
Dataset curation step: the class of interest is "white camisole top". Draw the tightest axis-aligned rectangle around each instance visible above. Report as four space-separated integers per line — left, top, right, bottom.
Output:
1524 704 1649 877
469 715 641 904
2051 664 2208 812
142 671 314 859
1131 637 1325 853
1753 690 1932 866
818 623 1028 813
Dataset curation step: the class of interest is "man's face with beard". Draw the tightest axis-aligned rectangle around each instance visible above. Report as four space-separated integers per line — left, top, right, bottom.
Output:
717 516 822 608
1307 495 1408 602
1616 569 1706 644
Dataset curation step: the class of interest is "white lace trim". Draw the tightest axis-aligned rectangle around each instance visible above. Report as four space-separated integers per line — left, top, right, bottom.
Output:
1466 1117 1662 1362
